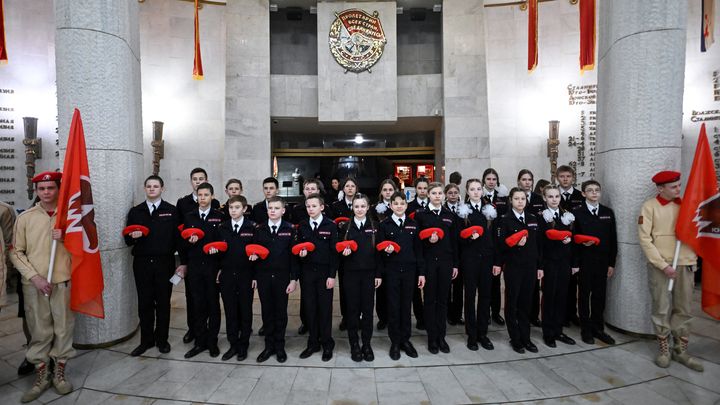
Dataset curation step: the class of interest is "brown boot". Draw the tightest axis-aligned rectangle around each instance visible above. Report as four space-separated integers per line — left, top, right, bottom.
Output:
654 335 670 368
21 362 51 403
52 359 74 394
672 336 704 372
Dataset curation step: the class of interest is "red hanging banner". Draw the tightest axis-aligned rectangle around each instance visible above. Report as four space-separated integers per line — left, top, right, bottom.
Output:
193 0 204 80
0 0 8 64
579 0 595 72
527 0 538 72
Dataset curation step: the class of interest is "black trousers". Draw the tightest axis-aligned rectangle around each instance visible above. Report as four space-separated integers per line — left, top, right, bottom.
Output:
219 269 253 350
301 267 335 350
386 268 415 345
423 260 453 344
566 273 579 322
186 263 221 348
490 274 502 316
133 255 174 346
257 271 290 351
503 265 535 345
413 286 424 324
375 282 388 325
185 283 195 337
343 270 375 346
578 262 608 336
338 264 346 320
463 257 492 341
531 280 541 322
541 260 571 339
448 271 464 321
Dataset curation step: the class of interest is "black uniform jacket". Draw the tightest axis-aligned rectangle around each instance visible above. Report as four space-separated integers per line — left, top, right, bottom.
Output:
494 211 541 270
559 188 585 212
296 216 339 280
125 200 180 257
571 204 617 268
176 193 220 225
376 216 426 277
537 208 574 268
179 208 224 266
211 218 257 278
458 205 495 262
338 219 381 277
253 220 300 279
414 206 460 269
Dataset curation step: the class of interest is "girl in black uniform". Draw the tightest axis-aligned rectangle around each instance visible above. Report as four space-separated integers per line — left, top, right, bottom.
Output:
331 177 359 331
372 179 397 330
517 169 545 327
444 183 464 325
338 193 382 362
481 168 508 326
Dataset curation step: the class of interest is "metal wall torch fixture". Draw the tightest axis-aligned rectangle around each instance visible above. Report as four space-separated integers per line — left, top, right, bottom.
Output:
152 121 165 176
22 117 42 200
547 120 560 184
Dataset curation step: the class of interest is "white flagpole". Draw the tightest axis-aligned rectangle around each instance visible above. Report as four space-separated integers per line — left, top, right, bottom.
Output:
46 239 58 289
668 240 682 291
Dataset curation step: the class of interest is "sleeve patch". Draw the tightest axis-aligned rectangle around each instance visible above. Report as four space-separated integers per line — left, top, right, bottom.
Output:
638 216 643 225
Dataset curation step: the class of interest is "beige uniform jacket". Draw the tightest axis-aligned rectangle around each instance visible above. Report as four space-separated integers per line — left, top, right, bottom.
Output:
10 204 71 283
638 197 697 271
0 202 15 307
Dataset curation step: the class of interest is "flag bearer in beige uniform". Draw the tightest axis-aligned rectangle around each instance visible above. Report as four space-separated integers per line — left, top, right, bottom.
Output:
10 171 75 402
638 170 703 372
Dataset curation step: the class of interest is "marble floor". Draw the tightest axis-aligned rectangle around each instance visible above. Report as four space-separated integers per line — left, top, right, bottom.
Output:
0 283 718 405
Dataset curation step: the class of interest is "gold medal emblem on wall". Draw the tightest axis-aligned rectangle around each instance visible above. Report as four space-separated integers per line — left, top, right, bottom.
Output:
329 9 386 73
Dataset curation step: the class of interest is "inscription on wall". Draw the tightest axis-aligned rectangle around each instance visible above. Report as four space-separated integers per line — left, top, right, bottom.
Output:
0 88 18 205
566 83 597 182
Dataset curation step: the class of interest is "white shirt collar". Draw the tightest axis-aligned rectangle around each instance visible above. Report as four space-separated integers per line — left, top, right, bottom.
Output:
526 192 532 202
391 213 406 224
192 193 198 203
344 198 354 207
198 207 211 217
268 218 282 228
550 207 560 215
146 199 160 211
231 217 244 229
447 202 457 209
586 201 599 211
560 186 575 195
469 200 482 209
428 203 443 212
310 214 323 225
484 187 494 197
354 217 365 228
416 197 428 205
513 209 525 221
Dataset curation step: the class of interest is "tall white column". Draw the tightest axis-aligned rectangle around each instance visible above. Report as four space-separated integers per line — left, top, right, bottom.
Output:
54 0 143 345
596 0 687 334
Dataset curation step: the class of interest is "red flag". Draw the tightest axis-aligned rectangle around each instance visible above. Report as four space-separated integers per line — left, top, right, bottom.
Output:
55 109 105 319
193 0 203 80
579 0 595 72
702 0 715 52
676 124 720 319
527 0 538 72
0 0 8 64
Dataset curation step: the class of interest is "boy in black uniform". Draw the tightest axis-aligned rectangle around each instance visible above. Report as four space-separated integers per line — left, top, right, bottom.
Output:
177 182 224 359
219 178 245 220
377 192 426 360
518 169 545 327
124 175 180 356
406 177 430 329
297 194 339 361
253 196 299 363
556 165 584 327
175 167 220 344
444 183 464 326
251 177 289 224
572 180 617 345
207 195 256 361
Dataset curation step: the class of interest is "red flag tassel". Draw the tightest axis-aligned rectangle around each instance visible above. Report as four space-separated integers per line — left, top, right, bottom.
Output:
0 0 8 64
527 0 538 72
579 0 595 73
193 0 204 80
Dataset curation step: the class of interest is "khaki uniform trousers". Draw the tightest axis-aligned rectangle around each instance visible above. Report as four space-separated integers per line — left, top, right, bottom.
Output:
22 280 75 364
648 263 694 339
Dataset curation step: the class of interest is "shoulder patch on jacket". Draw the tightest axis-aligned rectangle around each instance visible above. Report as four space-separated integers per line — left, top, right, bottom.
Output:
638 215 643 225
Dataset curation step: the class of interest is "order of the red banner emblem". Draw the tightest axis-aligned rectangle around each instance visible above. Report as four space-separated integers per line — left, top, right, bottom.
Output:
329 9 387 73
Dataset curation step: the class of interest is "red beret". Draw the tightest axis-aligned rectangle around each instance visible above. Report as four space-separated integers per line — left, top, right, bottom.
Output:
419 227 445 240
651 171 681 185
574 234 600 245
181 228 205 240
408 212 416 220
292 242 316 255
245 244 269 260
505 229 528 247
336 240 358 253
376 240 401 253
545 229 572 241
334 216 350 225
203 241 228 254
32 171 62 183
122 225 150 237
460 225 484 239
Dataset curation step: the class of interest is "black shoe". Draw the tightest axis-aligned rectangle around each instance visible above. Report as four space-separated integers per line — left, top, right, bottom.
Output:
438 339 450 353
448 318 458 326
492 314 505 326
389 344 401 360
184 345 206 359
456 318 465 325
377 320 387 330
570 317 581 327
581 334 595 345
401 341 418 358
237 348 248 361
258 326 265 336
350 343 363 362
339 319 347 331
593 331 616 345
130 343 154 357
17 359 35 376
157 342 171 354
182 331 194 344
362 345 374 361
530 319 542 327
479 336 494 350
208 345 220 358
299 346 321 359
222 347 238 361
428 343 439 354
256 348 276 363
416 320 426 330
557 333 576 345
297 324 308 335
525 342 538 353
466 339 479 351
543 337 557 348
321 348 333 362
276 350 287 363
511 341 525 354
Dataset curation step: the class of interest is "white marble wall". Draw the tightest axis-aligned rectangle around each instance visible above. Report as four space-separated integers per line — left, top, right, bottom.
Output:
317 1 398 123
398 74 442 117
54 0 143 344
596 0 688 335
270 75 318 118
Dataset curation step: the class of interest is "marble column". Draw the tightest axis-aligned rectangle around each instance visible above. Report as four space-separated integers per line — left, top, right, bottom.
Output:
224 0 271 205
596 0 687 335
441 0 491 180
54 0 142 345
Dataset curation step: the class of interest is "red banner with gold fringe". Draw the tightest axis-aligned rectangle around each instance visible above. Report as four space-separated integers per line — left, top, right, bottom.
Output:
527 0 538 72
193 0 203 80
579 0 595 72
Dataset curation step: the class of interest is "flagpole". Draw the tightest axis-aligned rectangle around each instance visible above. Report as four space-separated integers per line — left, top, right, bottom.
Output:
46 239 57 286
668 240 682 291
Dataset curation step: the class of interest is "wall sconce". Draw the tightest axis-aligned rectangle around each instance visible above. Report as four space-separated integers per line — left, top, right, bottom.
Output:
151 121 165 175
547 120 560 184
22 117 42 200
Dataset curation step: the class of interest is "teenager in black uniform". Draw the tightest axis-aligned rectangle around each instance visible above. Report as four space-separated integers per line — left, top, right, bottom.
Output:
459 179 497 351
251 177 283 224
177 182 224 358
219 178 245 220
556 165 585 327
330 178 358 331
406 177 430 329
338 193 382 361
482 168 508 326
537 185 577 348
253 196 299 363
518 169 545 327
415 182 459 354
377 191 426 360
297 194 339 361
206 195 256 361
572 180 617 346
176 167 220 344
444 183 464 325
494 188 542 354
124 175 180 357
372 179 397 330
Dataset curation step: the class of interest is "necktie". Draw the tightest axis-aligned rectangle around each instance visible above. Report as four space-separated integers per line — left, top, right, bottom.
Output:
234 224 239 234
592 208 598 216
519 215 525 224
433 209 440 215
398 219 404 227
563 192 570 201
271 225 277 235
474 204 480 211
421 201 426 208
348 203 352 210
554 211 560 222
201 213 206 221
451 206 456 213
150 204 156 215
312 221 318 231
359 221 364 229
